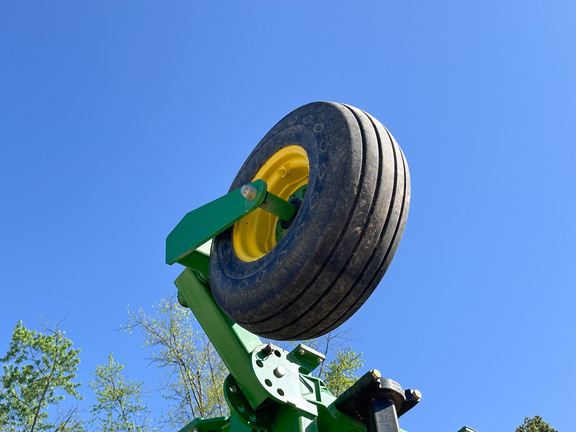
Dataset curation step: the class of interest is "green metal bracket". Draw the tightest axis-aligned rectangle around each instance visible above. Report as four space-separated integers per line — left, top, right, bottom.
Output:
175 268 369 432
166 179 296 275
175 268 268 409
166 179 267 267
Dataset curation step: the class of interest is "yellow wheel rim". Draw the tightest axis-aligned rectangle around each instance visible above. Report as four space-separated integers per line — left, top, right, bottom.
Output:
233 145 309 262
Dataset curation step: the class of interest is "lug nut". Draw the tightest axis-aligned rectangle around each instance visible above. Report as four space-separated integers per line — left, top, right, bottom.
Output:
241 184 258 200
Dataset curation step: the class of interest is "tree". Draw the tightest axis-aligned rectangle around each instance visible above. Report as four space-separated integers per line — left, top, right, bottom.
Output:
88 352 151 431
515 416 557 432
124 297 228 428
124 296 365 429
0 321 83 432
322 347 364 396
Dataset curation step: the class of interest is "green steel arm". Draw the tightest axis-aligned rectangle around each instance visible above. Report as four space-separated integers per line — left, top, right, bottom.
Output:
166 179 296 275
166 179 268 266
175 268 269 408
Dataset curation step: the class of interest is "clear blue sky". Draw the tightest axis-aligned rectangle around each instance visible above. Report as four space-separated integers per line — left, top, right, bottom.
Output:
1 1 575 431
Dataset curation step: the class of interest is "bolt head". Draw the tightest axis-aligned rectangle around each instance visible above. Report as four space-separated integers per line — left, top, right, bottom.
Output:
412 389 422 401
317 357 324 364
241 184 258 200
298 348 305 355
273 366 286 378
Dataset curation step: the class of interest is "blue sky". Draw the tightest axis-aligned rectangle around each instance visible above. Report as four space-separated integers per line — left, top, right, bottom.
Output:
1 1 575 431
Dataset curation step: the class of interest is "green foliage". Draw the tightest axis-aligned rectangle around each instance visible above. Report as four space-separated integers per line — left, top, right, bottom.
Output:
0 308 366 431
124 296 228 428
292 329 364 396
322 347 364 396
0 321 82 432
515 416 557 432
89 352 151 431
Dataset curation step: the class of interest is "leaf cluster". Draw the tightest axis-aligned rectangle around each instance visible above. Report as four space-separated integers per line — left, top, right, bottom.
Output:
294 329 364 396
0 321 82 431
515 415 558 432
323 347 364 396
88 353 151 432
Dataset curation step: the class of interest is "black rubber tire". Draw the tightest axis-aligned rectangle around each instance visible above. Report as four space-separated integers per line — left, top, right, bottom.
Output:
210 102 410 341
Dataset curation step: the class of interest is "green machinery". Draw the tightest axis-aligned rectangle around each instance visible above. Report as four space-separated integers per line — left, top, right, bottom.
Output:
165 102 421 432
166 188 419 432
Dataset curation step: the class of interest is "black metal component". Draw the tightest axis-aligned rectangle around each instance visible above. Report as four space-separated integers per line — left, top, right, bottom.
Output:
334 370 420 432
398 388 422 417
368 399 400 432
260 343 274 357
